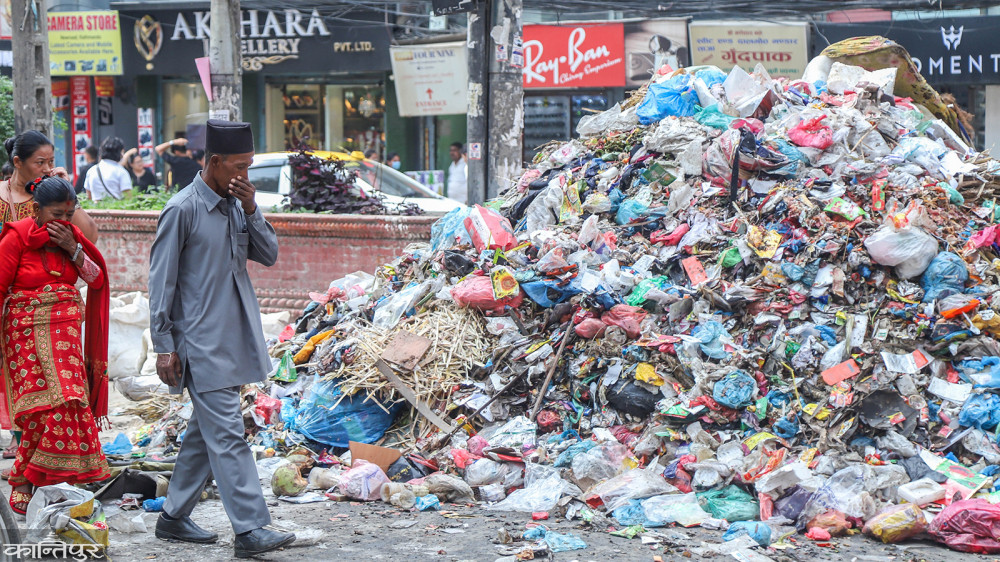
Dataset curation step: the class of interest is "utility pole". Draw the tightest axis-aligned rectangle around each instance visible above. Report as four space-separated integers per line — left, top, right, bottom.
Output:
485 0 523 200
209 0 242 121
467 0 524 204
11 0 52 137
466 1 489 206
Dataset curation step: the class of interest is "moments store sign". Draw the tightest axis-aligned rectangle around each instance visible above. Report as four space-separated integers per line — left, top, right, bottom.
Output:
814 16 1000 86
118 6 390 76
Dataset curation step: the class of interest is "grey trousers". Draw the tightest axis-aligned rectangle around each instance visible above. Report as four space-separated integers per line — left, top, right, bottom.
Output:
162 380 270 534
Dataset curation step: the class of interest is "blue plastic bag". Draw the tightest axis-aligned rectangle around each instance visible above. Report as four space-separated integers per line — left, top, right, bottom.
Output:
522 279 585 308
279 397 298 430
695 104 736 130
692 321 731 359
959 393 1000 430
554 440 597 467
723 521 772 546
102 432 133 455
957 357 1000 388
636 75 698 125
142 497 166 512
415 495 441 511
295 378 402 447
713 370 757 409
615 199 649 225
921 252 969 302
613 500 655 527
523 526 587 553
430 206 472 251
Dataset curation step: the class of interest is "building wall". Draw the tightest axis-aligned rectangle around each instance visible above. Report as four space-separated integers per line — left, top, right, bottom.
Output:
90 210 437 313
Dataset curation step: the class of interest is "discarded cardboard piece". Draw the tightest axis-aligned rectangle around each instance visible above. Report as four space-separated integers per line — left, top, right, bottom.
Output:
349 441 402 472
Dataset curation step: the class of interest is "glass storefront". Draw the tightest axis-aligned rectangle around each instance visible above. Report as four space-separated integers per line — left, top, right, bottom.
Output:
264 82 385 154
162 82 209 140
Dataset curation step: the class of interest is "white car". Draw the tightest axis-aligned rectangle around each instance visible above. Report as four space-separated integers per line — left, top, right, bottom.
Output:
248 152 462 214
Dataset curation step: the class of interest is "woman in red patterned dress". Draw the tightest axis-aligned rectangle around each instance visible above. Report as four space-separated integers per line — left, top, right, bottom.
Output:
0 176 110 513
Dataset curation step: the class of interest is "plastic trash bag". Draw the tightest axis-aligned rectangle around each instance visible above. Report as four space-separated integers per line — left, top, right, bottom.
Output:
571 442 630 488
464 204 517 252
863 503 927 544
523 526 588 553
698 485 760 522
636 74 699 124
713 370 757 409
451 275 525 313
430 206 472 251
338 460 391 501
723 521 772 546
921 251 968 302
373 280 432 328
695 104 736 130
464 458 517 487
26 483 100 544
488 472 569 512
295 379 402 448
693 321 732 360
864 223 938 279
643 493 711 527
554 440 597 468
593 468 678 512
615 198 649 225
799 466 873 527
807 509 851 536
928 498 1000 553
959 393 1000 430
601 305 646 339
788 115 834 150
102 432 133 455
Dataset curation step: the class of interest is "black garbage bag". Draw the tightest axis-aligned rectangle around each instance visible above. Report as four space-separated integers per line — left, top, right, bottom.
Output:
607 379 659 418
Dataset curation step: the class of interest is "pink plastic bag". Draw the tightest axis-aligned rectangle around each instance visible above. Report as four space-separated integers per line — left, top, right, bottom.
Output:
253 393 281 426
574 318 607 339
451 275 524 313
788 116 834 150
338 460 391 501
601 305 647 339
463 205 517 253
928 498 1000 553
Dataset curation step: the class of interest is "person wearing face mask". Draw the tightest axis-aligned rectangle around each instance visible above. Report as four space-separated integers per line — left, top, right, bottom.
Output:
0 131 99 242
386 152 402 171
0 176 111 514
149 119 292 559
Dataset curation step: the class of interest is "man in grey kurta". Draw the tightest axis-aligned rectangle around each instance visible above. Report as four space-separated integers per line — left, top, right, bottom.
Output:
148 119 294 558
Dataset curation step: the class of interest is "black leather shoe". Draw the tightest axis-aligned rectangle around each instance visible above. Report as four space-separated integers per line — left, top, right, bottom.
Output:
155 513 219 544
234 528 296 558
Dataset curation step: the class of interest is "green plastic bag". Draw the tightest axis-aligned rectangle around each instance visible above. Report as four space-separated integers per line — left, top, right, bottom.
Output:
697 485 759 521
271 351 298 382
695 104 737 130
625 276 669 306
720 246 742 268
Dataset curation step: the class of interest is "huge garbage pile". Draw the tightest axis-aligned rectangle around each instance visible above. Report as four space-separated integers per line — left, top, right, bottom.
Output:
123 38 1000 557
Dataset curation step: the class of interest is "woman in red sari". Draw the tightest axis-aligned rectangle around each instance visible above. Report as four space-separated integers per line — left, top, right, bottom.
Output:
0 176 110 513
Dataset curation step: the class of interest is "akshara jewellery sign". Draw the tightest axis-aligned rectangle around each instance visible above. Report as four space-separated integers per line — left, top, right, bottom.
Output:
117 4 390 76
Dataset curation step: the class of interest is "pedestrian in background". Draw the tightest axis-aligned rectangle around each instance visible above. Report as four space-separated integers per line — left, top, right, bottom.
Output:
120 148 157 193
364 148 380 163
84 136 132 201
447 142 468 204
73 145 97 195
154 138 201 190
387 152 401 170
149 119 294 558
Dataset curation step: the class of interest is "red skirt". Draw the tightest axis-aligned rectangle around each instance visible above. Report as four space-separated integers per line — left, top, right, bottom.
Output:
8 402 108 487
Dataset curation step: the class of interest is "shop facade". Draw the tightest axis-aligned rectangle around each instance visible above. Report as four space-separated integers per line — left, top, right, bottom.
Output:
813 15 1000 152
521 19 688 161
111 2 392 170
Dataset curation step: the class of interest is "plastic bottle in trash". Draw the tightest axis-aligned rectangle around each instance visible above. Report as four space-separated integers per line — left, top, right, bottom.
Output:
147 430 167 451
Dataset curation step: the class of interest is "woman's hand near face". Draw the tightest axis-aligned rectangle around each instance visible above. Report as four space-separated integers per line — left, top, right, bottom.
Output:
46 221 77 254
51 167 70 181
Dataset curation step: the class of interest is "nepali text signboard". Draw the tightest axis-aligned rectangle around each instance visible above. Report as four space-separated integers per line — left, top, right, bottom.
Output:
523 23 626 89
118 6 390 76
48 11 123 76
688 21 808 79
391 42 468 117
813 16 1000 86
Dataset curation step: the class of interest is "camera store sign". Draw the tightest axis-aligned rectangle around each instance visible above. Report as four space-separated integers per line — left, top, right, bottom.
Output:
120 6 389 75
814 16 1000 86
